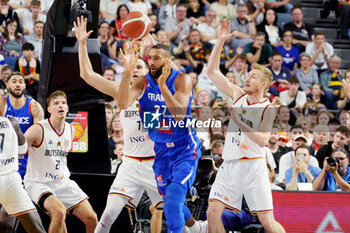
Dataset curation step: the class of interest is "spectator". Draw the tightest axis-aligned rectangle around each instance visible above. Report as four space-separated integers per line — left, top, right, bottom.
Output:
316 126 349 168
24 21 43 62
305 32 334 76
268 124 292 173
158 0 178 30
126 0 152 15
339 69 350 109
268 51 291 96
149 14 160 38
338 109 350 130
338 1 350 39
247 0 265 25
278 134 319 184
296 116 313 145
316 111 333 126
111 141 124 174
99 0 119 23
110 4 129 40
0 64 10 90
256 9 283 48
40 0 54 14
286 124 304 148
21 0 46 35
197 90 211 106
105 102 115 134
280 76 307 114
284 7 315 52
209 0 237 25
328 117 340 141
187 0 205 24
265 0 293 13
311 125 330 153
230 4 256 50
108 113 123 161
244 32 273 66
306 84 327 109
313 148 350 191
277 105 291 133
230 54 248 88
156 30 171 47
165 5 191 45
0 0 19 33
8 0 30 19
285 144 321 190
196 9 218 44
0 18 25 68
102 67 116 81
275 30 299 72
294 52 319 95
320 54 343 110
98 21 117 61
14 43 40 99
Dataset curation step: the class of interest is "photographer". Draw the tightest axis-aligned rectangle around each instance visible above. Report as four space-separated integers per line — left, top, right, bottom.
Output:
313 148 350 191
285 145 321 190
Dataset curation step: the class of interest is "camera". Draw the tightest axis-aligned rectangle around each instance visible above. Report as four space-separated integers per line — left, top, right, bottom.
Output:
327 157 339 167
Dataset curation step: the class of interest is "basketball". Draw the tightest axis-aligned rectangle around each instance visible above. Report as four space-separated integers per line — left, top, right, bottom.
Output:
71 121 84 140
122 11 152 39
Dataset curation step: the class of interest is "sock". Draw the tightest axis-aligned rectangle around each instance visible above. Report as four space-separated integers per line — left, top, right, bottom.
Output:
95 195 128 233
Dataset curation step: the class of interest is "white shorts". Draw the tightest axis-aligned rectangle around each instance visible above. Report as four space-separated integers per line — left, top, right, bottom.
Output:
0 172 36 217
109 156 163 209
24 178 88 213
209 159 273 214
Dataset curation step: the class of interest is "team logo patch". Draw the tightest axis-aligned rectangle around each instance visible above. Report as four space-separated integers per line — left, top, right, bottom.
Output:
57 141 61 147
64 140 69 148
156 175 163 183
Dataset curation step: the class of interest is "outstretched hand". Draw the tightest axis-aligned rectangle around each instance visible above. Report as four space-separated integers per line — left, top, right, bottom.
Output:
119 41 139 71
217 19 234 41
74 16 93 44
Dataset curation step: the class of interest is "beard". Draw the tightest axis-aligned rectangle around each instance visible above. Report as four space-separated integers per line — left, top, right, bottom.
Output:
149 65 164 79
9 88 24 98
243 86 258 95
269 138 277 145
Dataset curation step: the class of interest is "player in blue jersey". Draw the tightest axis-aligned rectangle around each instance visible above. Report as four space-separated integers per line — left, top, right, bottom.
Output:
0 72 44 178
75 16 204 233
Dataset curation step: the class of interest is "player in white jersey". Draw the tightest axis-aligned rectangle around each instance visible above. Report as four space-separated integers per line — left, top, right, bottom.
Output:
75 17 163 233
205 20 285 233
24 91 98 233
0 116 45 233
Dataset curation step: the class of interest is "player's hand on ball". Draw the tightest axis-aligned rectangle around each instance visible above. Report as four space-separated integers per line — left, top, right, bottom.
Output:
74 16 93 44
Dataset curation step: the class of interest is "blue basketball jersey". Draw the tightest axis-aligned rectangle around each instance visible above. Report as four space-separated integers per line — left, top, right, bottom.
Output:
4 96 34 178
138 69 196 143
4 96 34 133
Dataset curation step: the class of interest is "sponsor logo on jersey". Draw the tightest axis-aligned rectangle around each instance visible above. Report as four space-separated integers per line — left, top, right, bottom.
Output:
0 157 14 166
111 186 126 192
129 136 146 143
124 110 139 118
156 175 163 183
44 150 68 157
45 172 62 180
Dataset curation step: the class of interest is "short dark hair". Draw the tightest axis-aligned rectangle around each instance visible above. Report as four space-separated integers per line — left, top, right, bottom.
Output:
152 43 170 51
288 76 299 84
255 31 266 39
272 51 283 58
314 31 325 38
335 126 350 138
138 56 149 68
7 71 25 82
22 42 35 51
210 134 225 144
291 124 303 132
103 67 116 75
291 6 303 13
34 20 44 26
295 144 310 155
212 140 224 149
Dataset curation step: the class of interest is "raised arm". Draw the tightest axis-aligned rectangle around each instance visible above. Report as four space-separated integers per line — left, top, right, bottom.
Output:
116 44 145 109
206 20 244 102
74 16 120 100
158 60 193 121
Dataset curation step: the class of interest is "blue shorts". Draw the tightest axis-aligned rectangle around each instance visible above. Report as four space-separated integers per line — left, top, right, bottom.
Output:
153 135 201 197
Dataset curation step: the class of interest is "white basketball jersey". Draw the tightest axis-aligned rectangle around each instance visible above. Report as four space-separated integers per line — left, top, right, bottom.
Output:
24 119 72 183
0 117 19 175
223 94 270 160
120 101 154 157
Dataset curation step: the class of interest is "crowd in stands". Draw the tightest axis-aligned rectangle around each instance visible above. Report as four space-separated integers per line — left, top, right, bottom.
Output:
0 0 349 199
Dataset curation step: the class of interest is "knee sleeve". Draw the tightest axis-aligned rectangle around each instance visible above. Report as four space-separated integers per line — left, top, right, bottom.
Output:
95 195 128 233
164 182 187 232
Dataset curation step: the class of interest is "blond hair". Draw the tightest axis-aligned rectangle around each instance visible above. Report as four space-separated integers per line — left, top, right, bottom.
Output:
252 64 273 92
